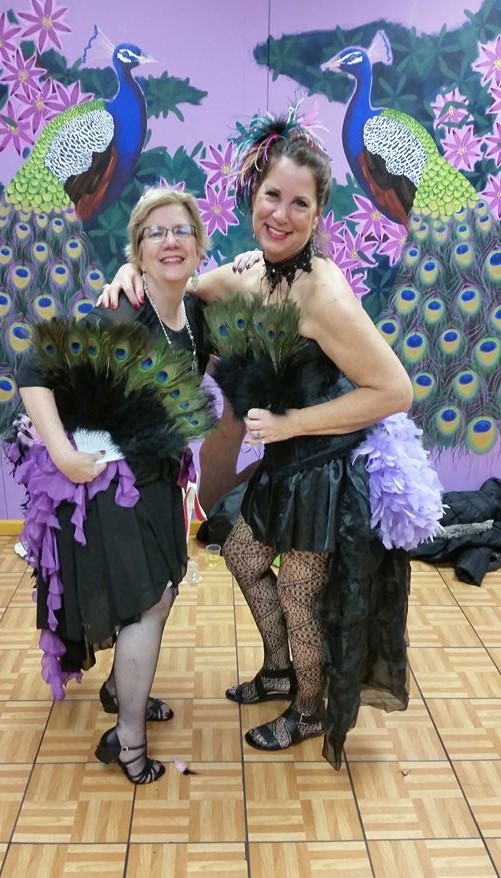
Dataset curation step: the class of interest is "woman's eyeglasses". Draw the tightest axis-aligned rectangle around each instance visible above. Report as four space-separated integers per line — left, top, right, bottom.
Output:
139 223 197 242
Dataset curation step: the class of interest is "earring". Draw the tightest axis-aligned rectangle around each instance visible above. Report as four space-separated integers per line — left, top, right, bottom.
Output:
191 269 199 291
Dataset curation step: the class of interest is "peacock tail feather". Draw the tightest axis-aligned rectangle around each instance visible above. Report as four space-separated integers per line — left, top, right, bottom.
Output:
205 292 306 418
376 196 501 455
27 318 215 463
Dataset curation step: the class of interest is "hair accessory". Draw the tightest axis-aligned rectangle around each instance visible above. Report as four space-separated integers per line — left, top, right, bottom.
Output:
232 103 328 209
263 238 315 294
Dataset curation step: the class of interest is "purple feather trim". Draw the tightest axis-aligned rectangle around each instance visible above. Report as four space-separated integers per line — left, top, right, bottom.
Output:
5 433 140 699
352 413 445 550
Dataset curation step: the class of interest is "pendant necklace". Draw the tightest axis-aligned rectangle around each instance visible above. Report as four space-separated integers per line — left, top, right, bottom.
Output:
142 273 197 373
263 237 315 295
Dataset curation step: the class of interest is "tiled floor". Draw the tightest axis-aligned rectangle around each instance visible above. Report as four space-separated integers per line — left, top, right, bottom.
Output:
0 532 500 877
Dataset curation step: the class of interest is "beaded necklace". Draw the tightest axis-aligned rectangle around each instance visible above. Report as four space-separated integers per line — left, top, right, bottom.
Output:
263 237 315 295
142 273 197 373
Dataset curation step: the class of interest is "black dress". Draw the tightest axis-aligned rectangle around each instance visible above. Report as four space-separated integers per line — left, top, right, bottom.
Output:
16 295 211 677
239 338 411 769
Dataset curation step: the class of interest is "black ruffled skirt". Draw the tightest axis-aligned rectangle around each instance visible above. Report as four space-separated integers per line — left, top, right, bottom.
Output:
241 429 410 769
36 460 187 673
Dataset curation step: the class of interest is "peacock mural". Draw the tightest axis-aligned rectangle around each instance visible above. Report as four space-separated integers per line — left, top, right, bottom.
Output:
320 29 500 480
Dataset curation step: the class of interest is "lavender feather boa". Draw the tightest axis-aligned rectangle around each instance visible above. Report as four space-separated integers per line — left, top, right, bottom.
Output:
353 412 445 550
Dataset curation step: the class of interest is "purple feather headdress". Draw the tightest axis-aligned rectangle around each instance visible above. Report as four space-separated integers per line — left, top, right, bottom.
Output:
232 102 329 210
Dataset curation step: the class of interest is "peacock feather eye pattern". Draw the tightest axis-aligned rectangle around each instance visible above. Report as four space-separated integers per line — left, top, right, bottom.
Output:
64 238 84 261
488 305 501 336
418 256 441 287
484 248 501 284
0 245 13 266
31 294 58 321
31 241 51 265
456 287 482 317
422 296 445 326
473 337 500 371
9 265 32 292
376 317 400 347
0 291 13 318
452 370 480 401
434 404 463 439
50 263 70 289
438 328 464 357
453 242 474 270
466 417 498 454
6 321 32 354
401 330 428 364
412 371 436 401
0 375 17 402
394 285 420 316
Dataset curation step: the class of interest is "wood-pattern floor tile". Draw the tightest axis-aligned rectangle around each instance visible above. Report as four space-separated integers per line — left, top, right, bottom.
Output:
0 701 52 763
127 843 248 877
409 647 501 698
461 606 501 646
368 839 498 878
452 760 501 837
407 605 481 647
195 606 235 647
36 700 108 763
0 606 39 649
234 605 263 644
244 762 363 841
439 567 501 607
193 578 234 606
159 605 197 647
349 761 479 839
490 648 501 673
1 843 127 878
426 698 501 760
130 763 245 842
248 842 372 877
6 572 33 607
193 647 237 698
0 648 53 701
485 838 501 875
345 698 447 762
409 573 458 607
142 698 242 763
0 844 6 872
13 763 134 842
0 764 31 842
148 645 196 698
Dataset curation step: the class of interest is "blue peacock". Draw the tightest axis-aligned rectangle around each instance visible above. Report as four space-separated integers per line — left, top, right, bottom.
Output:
321 30 501 475
0 30 154 435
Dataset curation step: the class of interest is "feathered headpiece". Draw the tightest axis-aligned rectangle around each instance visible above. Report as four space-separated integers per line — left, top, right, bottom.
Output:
232 102 329 210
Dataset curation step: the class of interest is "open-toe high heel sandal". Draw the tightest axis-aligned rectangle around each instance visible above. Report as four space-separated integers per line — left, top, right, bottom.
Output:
225 666 297 704
245 706 324 751
99 683 174 722
95 727 165 785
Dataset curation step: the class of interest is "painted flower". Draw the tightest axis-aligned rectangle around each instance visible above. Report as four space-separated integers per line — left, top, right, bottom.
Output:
378 219 407 266
17 78 60 132
200 142 235 188
0 99 34 154
472 34 501 87
441 125 483 172
48 79 93 113
347 194 388 240
17 0 72 53
0 11 21 62
486 83 501 116
336 226 378 273
431 87 471 130
1 47 45 98
343 268 370 300
316 211 346 258
157 177 186 192
198 185 239 236
482 174 501 220
482 121 501 167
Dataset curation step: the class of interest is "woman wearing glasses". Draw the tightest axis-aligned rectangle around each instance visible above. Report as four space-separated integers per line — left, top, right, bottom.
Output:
14 188 213 784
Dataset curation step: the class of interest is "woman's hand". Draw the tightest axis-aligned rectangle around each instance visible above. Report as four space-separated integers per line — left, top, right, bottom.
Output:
232 249 263 274
97 264 143 309
244 407 298 445
52 448 107 483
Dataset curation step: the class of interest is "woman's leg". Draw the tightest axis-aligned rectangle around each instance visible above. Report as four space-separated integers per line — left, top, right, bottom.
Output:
245 549 329 749
222 516 295 702
99 585 176 782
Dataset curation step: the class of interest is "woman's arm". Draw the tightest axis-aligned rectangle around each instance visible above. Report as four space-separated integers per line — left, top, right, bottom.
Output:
19 387 106 483
98 256 264 309
245 263 413 444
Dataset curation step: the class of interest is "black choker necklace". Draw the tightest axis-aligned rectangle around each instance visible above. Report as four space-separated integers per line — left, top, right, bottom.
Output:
263 238 315 294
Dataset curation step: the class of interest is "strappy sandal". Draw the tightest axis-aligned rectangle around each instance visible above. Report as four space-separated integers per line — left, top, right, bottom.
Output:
244 706 324 751
99 683 174 722
225 666 297 704
95 727 165 785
